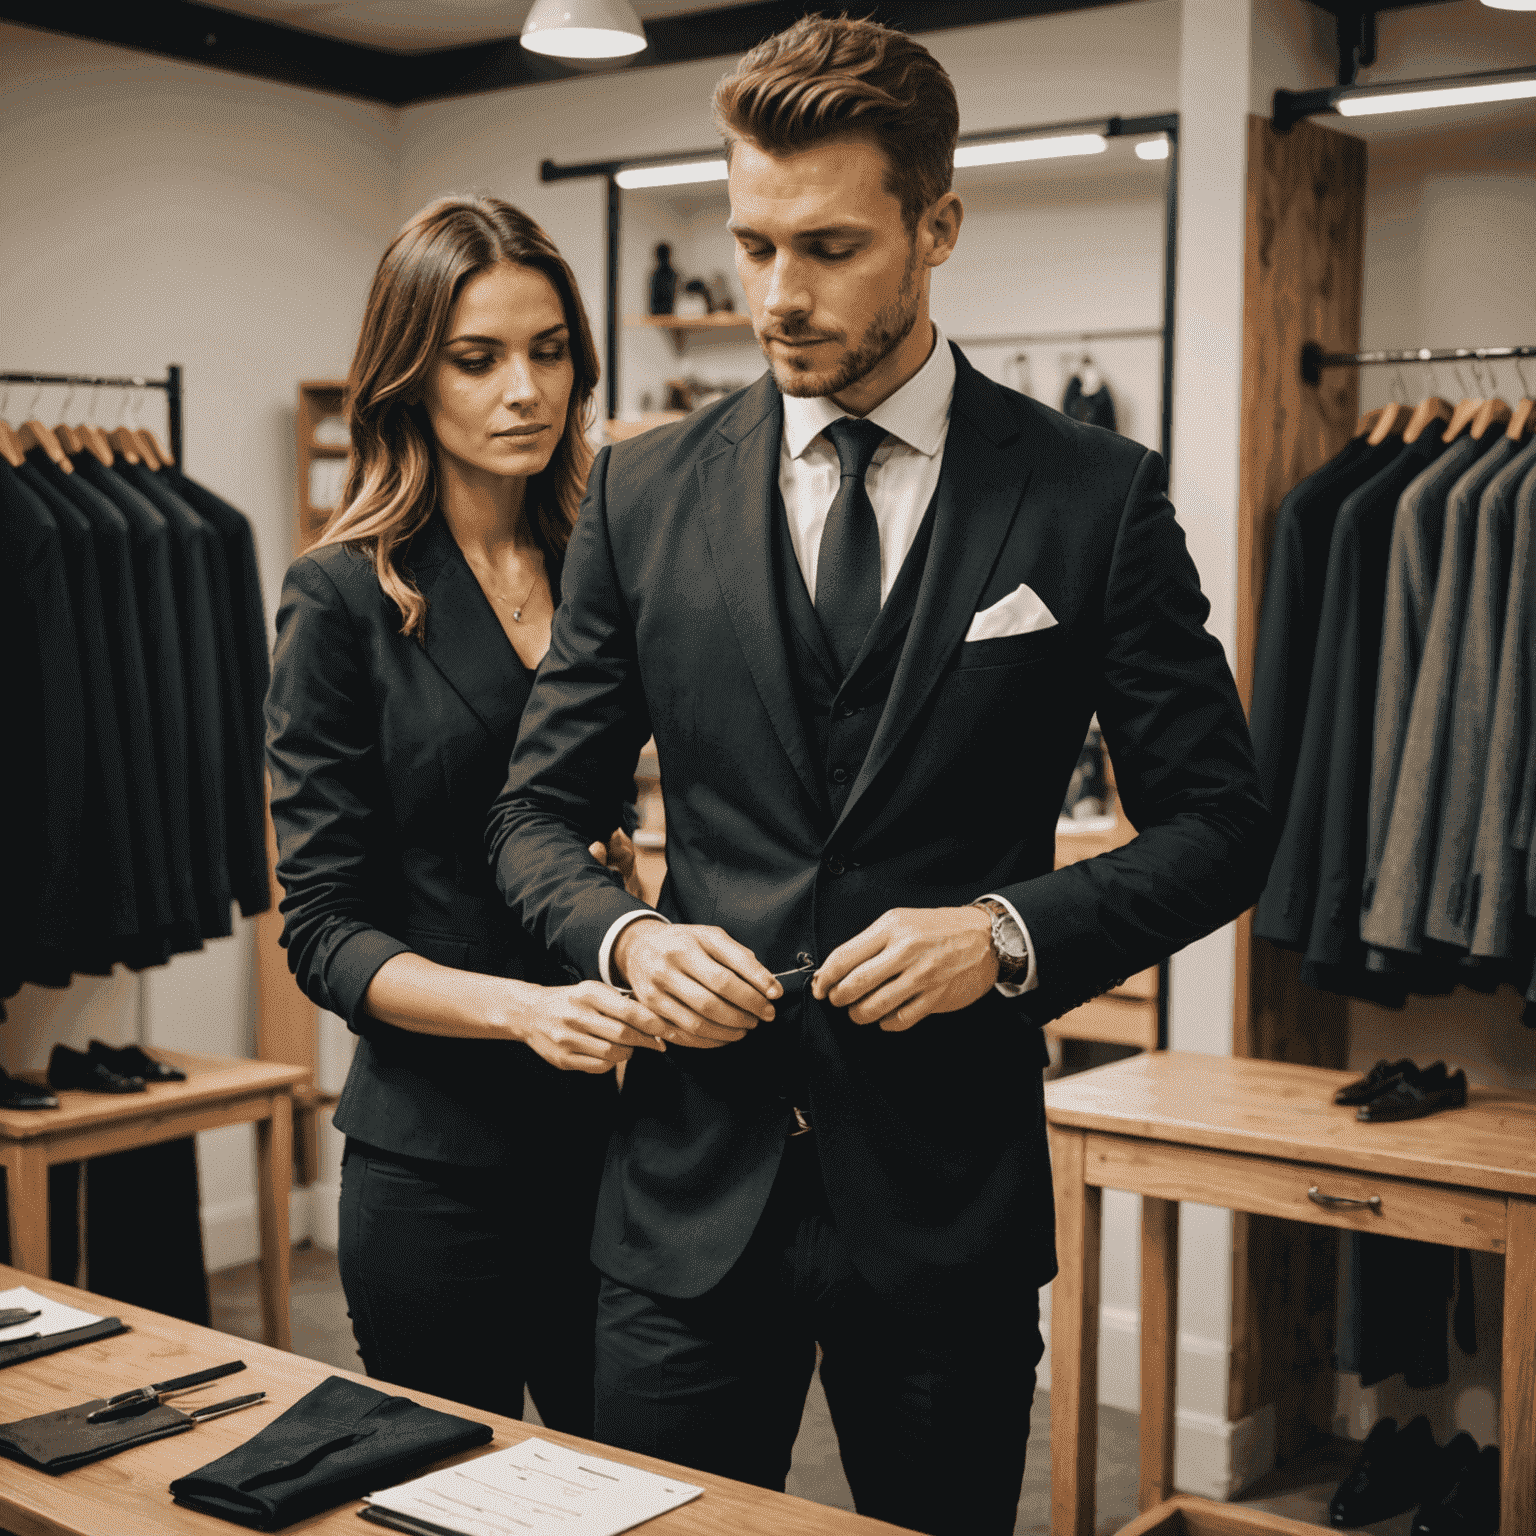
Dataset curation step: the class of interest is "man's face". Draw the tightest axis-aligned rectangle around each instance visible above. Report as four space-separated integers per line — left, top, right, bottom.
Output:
728 135 949 403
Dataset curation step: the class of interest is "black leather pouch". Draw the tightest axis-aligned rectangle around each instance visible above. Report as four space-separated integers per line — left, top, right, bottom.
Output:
0 1397 193 1473
0 1318 128 1371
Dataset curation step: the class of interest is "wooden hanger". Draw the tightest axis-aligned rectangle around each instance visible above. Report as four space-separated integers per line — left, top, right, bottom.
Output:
108 427 144 466
132 427 169 469
1468 397 1512 441
60 421 114 467
1365 402 1409 445
1355 406 1385 438
1508 398 1535 442
1401 396 1453 444
1440 397 1484 443
0 419 26 468
19 419 73 473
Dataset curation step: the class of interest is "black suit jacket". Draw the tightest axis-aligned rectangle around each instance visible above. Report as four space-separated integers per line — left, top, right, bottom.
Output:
266 513 612 1167
488 348 1271 1309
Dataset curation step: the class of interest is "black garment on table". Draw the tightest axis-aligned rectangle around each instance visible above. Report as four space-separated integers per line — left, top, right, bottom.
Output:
1255 432 1450 1000
169 1375 492 1531
73 453 200 954
594 1131 1044 1536
337 1138 604 1431
115 462 232 939
0 462 85 997
1249 436 1400 830
29 455 175 948
15 462 138 959
1061 373 1116 432
0 1317 128 1373
164 466 271 918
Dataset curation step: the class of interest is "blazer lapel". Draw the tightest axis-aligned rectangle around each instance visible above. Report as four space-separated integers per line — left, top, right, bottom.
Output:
698 376 822 807
408 513 528 739
833 350 1031 839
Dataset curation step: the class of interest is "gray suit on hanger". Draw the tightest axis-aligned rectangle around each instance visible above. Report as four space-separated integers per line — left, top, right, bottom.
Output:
1469 453 1536 958
1362 435 1483 919
1427 435 1536 948
1361 434 1517 957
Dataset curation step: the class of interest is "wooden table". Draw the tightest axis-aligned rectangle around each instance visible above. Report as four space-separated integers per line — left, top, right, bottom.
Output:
0 1052 308 1350
1043 1051 1536 1536
0 1264 911 1536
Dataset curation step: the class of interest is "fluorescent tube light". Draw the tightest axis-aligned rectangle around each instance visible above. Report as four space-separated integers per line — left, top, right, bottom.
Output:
1134 136 1170 160
1337 70 1536 115
615 160 729 190
521 0 646 59
954 133 1107 167
1480 0 1536 11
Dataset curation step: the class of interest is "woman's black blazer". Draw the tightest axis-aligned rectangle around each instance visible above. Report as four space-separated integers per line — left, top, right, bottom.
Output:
265 512 613 1166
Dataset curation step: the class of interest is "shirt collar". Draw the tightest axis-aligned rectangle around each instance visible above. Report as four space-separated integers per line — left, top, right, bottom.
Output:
781 324 955 461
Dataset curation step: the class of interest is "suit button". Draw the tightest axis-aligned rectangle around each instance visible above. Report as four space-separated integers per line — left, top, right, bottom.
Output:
831 766 850 785
825 855 846 877
839 703 857 719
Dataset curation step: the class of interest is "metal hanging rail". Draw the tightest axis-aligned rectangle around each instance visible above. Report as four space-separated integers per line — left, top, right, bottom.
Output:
949 325 1165 349
1301 343 1536 387
0 365 184 464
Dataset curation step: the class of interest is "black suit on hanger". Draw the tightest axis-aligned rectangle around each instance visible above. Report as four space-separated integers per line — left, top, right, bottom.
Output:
0 462 86 995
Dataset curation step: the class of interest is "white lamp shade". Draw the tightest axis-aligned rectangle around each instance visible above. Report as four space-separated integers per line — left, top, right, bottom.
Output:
521 0 647 59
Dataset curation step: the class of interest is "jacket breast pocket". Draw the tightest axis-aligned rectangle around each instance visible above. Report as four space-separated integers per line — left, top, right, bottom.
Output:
954 628 1062 671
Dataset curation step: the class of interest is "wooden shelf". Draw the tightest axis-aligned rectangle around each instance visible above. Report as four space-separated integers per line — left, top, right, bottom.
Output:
627 311 753 355
308 441 348 456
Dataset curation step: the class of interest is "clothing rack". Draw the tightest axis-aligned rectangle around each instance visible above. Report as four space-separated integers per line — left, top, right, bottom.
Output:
948 325 1165 349
1301 342 1536 386
0 365 184 466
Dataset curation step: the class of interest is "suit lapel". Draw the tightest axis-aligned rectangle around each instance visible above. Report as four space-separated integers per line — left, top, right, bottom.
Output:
698 376 823 807
409 513 528 739
833 350 1031 839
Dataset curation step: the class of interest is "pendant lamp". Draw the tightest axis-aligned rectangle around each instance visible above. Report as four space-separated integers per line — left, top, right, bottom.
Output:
521 0 647 59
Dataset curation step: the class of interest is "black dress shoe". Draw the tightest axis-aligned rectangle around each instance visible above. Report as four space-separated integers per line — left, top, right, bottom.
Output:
1358 1064 1467 1122
88 1040 187 1082
1414 1444 1499 1535
1335 1058 1416 1105
1329 1415 1437 1527
1410 1433 1480 1534
0 1066 59 1111
47 1044 145 1094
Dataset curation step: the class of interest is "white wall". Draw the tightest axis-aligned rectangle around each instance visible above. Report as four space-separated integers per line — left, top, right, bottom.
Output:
0 21 399 1269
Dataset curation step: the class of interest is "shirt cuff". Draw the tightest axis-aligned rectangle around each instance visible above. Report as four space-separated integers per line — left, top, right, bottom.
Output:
979 892 1038 997
599 908 670 987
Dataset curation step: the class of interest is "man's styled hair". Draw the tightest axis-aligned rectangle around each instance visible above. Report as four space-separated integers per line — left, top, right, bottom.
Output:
712 15 960 231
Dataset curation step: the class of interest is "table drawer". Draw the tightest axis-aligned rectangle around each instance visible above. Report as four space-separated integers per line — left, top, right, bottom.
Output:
1083 1133 1508 1252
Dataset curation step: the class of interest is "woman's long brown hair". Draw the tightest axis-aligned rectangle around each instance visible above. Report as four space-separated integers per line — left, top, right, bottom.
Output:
317 194 600 639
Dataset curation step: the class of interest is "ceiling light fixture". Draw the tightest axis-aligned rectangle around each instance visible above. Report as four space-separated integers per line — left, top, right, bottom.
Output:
1336 67 1536 115
1134 136 1170 160
954 133 1107 168
614 159 728 189
1480 0 1536 11
520 0 647 60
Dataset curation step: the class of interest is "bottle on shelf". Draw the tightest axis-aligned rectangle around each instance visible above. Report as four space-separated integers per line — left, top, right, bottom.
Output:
648 244 677 316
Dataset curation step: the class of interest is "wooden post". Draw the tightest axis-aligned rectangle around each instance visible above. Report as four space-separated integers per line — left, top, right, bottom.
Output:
1139 1195 1179 1509
1049 1124 1101 1536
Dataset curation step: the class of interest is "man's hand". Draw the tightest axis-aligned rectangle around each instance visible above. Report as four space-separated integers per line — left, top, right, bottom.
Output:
811 907 998 1031
588 827 643 899
613 919 782 1049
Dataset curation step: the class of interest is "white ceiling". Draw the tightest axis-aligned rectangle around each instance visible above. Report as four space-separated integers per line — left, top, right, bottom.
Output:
202 0 760 54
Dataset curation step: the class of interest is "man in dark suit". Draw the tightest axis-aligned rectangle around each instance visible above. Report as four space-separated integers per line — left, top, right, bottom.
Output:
488 17 1270 1534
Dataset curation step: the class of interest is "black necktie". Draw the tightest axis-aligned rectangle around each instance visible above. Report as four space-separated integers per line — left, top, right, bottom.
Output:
815 417 887 676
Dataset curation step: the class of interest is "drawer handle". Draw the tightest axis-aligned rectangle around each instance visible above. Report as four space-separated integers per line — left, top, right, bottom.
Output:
1308 1185 1381 1212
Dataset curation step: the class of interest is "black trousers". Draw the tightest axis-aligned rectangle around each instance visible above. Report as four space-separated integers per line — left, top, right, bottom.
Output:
337 1139 601 1435
593 1133 1043 1536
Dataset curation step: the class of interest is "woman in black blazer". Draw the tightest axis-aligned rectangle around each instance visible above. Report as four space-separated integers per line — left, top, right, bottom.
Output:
266 196 664 1430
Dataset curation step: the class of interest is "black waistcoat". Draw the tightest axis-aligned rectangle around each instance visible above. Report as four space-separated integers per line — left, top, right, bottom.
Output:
767 485 940 1101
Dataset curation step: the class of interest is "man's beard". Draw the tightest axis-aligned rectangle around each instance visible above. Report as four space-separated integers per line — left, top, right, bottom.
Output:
760 248 921 400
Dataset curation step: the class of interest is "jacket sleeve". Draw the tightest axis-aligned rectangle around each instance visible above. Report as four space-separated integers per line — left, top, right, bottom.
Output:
486 447 654 977
264 556 410 1028
999 450 1275 1023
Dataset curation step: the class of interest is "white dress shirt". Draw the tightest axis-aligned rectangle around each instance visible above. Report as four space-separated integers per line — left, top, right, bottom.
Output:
600 326 1037 995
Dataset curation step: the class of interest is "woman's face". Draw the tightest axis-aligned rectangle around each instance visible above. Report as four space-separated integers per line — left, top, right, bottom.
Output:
422 260 576 483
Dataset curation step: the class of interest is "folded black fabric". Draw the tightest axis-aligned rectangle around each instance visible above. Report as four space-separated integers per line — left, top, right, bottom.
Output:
0 1396 194 1473
169 1376 491 1530
0 1318 127 1370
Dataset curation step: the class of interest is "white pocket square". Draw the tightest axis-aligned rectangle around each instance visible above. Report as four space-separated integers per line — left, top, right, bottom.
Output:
964 583 1058 642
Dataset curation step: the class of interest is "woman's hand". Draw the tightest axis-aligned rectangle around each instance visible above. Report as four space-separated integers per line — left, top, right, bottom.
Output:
588 826 643 899
517 981 667 1074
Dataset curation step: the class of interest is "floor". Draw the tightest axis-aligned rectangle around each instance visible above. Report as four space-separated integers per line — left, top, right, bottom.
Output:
209 1246 1398 1535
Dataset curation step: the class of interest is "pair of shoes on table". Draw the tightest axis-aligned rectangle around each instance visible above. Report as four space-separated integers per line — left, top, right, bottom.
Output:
1330 1418 1499 1532
0 1066 59 1111
46 1041 187 1094
1334 1058 1468 1122
88 1040 186 1083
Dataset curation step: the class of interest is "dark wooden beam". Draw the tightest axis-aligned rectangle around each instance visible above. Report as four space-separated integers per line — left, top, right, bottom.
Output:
1 0 1135 106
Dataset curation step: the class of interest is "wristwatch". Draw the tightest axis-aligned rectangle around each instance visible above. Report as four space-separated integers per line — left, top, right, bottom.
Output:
972 898 1030 986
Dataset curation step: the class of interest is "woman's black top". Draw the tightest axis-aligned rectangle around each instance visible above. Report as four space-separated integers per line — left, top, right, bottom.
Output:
265 512 613 1166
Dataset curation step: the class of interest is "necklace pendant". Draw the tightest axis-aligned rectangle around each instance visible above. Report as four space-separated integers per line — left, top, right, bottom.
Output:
511 608 523 622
